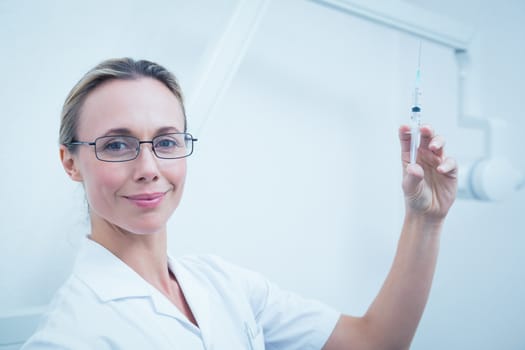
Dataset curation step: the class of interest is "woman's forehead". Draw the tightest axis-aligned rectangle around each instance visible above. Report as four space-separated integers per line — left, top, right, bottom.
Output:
77 77 185 138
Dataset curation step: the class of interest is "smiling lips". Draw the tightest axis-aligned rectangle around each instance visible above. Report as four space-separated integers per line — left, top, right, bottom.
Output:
124 192 167 208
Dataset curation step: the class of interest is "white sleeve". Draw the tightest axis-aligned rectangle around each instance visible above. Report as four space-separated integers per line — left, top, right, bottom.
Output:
209 256 341 350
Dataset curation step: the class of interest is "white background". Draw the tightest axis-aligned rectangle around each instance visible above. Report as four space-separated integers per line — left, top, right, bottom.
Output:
0 0 524 349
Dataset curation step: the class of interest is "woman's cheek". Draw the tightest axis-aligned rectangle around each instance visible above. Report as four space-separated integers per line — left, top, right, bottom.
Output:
85 166 127 206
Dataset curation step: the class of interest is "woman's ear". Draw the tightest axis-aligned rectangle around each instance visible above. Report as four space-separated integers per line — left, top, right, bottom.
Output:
59 145 83 182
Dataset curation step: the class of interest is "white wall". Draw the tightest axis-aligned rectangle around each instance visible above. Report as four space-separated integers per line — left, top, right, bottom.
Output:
0 1 524 349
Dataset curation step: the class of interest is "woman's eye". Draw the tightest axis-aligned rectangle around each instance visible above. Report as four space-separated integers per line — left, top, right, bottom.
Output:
104 141 131 151
155 138 178 148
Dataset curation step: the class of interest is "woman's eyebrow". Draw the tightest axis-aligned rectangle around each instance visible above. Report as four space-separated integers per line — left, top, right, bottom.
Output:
102 128 133 136
156 126 181 134
101 126 181 137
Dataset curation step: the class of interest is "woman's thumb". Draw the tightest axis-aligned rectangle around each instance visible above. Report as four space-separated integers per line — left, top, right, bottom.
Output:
403 163 425 198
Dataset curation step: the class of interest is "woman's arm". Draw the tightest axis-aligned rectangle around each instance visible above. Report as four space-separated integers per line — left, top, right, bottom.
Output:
323 124 458 350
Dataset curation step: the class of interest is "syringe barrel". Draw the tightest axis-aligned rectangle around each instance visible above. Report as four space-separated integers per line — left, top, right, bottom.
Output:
409 107 421 164
410 106 421 124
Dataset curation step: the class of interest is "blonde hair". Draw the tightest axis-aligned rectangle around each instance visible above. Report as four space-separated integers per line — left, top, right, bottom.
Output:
60 58 186 150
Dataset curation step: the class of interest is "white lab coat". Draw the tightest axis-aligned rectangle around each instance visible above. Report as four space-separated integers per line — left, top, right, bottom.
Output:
22 238 340 349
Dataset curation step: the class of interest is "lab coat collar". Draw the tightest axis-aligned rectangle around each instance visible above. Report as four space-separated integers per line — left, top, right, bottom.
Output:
168 257 212 347
74 237 153 302
73 237 212 345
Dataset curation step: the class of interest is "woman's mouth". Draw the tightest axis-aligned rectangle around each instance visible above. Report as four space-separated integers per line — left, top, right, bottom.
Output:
124 192 167 208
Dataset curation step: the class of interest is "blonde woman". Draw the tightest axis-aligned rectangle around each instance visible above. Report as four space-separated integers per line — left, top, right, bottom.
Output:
23 58 457 350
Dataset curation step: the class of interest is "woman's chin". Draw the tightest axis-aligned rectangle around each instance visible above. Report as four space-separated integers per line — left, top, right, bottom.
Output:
116 220 167 236
127 225 166 236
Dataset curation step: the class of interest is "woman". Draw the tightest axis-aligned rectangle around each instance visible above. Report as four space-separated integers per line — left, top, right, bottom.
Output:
23 58 457 349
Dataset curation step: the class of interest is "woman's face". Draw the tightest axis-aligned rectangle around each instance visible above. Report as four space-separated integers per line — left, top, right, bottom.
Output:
61 77 187 235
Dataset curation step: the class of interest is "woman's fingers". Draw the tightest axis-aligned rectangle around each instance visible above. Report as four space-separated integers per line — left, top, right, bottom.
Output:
418 124 435 150
399 124 443 162
398 124 412 154
403 163 424 194
437 156 458 177
429 135 445 156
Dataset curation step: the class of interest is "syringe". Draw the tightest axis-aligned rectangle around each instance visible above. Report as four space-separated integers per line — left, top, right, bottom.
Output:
410 42 422 165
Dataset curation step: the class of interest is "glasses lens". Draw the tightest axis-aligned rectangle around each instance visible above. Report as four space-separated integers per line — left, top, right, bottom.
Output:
153 133 193 159
95 136 139 161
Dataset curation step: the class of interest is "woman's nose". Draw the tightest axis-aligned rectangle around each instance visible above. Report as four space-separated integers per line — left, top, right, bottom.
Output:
133 144 160 182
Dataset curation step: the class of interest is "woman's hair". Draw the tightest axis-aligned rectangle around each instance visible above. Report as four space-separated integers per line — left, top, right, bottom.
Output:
60 57 186 151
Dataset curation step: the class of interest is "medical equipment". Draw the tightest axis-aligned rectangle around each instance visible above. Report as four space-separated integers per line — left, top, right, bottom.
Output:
455 50 524 200
410 41 422 165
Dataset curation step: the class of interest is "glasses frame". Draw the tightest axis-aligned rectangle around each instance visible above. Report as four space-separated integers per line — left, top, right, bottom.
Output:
65 132 198 162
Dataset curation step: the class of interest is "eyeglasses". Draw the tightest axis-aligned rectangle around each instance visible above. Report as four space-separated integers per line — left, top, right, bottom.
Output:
66 133 197 162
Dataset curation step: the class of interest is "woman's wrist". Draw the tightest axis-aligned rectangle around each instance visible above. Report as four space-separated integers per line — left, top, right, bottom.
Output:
403 209 445 236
